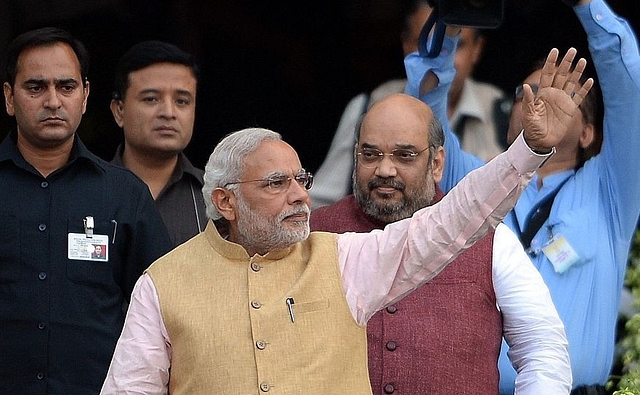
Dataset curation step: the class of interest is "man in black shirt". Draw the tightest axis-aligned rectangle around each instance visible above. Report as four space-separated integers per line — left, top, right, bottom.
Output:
0 27 172 394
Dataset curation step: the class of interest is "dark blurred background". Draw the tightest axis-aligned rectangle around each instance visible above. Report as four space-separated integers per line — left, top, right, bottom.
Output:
1 0 638 171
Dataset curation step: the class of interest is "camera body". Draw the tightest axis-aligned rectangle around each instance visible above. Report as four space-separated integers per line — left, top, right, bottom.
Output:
435 0 504 29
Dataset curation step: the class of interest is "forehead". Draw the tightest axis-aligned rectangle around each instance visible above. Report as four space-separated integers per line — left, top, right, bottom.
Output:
361 99 431 147
15 43 81 81
241 140 302 178
126 63 196 93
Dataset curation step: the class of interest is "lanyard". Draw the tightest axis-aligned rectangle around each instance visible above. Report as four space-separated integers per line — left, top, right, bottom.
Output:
517 178 570 250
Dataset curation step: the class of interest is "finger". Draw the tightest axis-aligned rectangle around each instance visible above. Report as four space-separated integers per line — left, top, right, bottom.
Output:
539 48 560 89
564 80 577 98
552 47 577 90
565 57 587 95
522 83 535 108
571 77 594 107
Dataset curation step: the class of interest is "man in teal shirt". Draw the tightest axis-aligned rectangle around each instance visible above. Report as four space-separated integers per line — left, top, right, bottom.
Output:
405 0 640 392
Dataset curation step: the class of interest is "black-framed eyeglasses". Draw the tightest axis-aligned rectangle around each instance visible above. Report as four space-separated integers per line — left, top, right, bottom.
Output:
357 146 431 169
223 170 314 194
514 83 539 101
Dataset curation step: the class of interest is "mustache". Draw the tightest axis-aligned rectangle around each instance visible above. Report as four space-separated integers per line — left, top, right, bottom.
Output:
368 177 405 191
279 205 310 221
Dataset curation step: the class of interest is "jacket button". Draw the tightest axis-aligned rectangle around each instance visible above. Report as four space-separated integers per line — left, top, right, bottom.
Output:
386 305 397 314
383 383 395 394
256 340 267 350
386 340 397 351
251 262 261 272
260 382 270 392
251 300 262 309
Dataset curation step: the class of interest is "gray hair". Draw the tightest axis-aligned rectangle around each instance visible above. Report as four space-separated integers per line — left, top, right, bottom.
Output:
202 127 283 220
426 115 445 162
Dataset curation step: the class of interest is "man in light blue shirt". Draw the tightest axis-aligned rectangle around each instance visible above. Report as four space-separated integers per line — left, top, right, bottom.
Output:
404 0 640 392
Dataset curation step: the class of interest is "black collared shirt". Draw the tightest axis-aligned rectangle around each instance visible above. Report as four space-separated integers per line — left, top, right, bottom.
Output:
112 144 208 246
0 130 172 394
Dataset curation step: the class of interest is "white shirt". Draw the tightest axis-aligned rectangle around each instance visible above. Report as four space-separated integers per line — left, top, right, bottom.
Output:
491 224 571 394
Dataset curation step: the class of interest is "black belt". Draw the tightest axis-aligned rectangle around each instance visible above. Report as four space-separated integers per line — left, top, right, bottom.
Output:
570 385 607 395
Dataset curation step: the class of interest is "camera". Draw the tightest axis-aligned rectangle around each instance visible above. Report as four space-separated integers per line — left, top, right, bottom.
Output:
436 0 504 28
419 0 504 57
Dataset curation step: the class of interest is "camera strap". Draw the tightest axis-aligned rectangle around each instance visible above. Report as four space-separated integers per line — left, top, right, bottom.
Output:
518 178 569 251
418 4 447 58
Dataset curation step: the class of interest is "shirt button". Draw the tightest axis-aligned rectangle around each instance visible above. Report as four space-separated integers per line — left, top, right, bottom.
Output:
40 181 49 188
383 383 395 394
38 223 47 231
251 262 261 272
251 300 262 309
260 382 270 392
386 340 397 351
38 322 46 330
256 340 267 350
36 373 44 380
386 305 397 314
38 272 47 280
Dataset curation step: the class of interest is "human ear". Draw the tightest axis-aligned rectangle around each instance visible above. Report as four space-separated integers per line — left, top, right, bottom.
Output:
82 81 90 114
212 188 237 221
3 82 14 116
579 123 595 149
109 99 124 128
431 146 446 183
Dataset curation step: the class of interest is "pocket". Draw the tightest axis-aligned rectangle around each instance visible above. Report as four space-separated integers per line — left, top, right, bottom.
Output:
66 259 113 287
291 299 330 315
66 217 115 287
546 208 594 268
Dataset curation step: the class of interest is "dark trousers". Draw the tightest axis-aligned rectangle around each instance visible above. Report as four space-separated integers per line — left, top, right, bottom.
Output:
570 385 607 395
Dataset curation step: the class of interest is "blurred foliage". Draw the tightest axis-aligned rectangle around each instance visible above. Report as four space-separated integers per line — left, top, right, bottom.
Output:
611 230 640 395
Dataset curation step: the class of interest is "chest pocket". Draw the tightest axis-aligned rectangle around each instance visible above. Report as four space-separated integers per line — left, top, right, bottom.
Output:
66 217 116 287
545 207 597 269
291 299 330 316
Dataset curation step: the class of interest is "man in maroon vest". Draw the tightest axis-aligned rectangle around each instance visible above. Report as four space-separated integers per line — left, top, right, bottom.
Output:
310 93 571 394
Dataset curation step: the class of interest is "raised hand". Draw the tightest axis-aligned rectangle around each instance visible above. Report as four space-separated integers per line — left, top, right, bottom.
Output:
521 48 594 152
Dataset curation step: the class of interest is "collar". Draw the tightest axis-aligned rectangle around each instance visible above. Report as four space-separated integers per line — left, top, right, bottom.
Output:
111 143 204 185
537 169 575 194
0 129 106 175
204 221 295 262
431 184 446 204
450 78 488 125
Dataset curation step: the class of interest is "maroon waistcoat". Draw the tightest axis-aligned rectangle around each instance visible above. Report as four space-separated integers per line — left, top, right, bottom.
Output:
310 191 502 395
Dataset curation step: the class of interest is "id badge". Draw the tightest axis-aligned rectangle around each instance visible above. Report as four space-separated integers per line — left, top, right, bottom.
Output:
68 233 109 261
542 235 579 273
